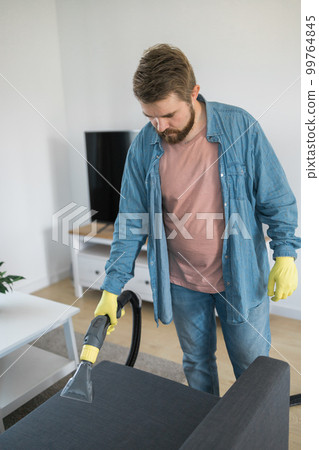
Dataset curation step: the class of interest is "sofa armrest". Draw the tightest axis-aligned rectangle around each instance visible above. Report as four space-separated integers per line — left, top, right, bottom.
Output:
180 356 290 450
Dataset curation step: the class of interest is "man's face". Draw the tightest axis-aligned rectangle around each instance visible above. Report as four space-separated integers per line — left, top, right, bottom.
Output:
140 93 195 144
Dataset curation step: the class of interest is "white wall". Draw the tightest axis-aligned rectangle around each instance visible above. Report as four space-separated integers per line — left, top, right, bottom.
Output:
55 0 301 318
0 0 72 292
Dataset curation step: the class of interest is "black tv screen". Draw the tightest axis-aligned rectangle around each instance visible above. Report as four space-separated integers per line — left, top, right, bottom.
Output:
85 131 139 224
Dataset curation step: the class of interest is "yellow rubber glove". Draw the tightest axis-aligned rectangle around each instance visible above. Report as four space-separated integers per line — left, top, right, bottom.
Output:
267 257 298 302
94 290 125 335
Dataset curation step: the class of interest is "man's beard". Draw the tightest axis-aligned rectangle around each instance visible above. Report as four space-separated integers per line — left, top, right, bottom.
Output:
157 105 195 144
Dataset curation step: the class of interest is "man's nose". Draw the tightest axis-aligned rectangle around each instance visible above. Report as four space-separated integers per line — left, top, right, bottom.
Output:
155 118 169 132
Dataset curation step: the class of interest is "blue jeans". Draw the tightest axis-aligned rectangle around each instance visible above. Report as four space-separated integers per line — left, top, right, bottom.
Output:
171 283 271 396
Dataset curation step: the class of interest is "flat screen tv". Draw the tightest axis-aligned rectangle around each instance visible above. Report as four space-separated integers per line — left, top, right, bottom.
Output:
85 131 139 224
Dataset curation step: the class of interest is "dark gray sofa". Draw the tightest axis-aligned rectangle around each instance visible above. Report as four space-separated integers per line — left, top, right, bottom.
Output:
0 356 290 449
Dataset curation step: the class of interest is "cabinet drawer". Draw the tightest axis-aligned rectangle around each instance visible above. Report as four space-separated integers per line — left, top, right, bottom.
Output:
78 255 106 289
124 265 152 301
78 255 152 301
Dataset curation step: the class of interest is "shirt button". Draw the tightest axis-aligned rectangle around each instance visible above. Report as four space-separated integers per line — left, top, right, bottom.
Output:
150 261 154 266
225 255 228 259
220 173 224 177
227 281 230 286
224 202 227 207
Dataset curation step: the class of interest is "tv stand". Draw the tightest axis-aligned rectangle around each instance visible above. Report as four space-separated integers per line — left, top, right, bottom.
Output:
69 223 152 301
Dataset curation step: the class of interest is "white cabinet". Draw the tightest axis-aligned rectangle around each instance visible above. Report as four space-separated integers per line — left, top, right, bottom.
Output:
70 224 152 302
125 259 152 300
77 244 110 290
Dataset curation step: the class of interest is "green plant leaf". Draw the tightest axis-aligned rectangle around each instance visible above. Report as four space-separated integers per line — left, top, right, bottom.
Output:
1 276 14 284
0 285 8 294
0 262 25 294
7 275 25 282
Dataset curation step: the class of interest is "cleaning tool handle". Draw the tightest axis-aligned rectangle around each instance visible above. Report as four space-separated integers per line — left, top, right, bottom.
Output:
82 315 110 350
82 292 136 350
81 290 141 366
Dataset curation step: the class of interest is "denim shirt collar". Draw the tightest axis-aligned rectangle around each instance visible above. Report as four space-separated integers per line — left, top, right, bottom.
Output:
150 93 223 146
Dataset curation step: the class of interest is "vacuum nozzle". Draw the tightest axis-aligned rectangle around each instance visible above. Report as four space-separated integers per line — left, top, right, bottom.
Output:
60 291 141 404
60 315 111 403
60 361 93 403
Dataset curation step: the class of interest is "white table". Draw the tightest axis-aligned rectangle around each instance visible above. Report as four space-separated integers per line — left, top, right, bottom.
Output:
0 292 80 433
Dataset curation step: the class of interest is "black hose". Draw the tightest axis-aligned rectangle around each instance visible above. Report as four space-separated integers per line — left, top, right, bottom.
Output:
290 393 301 407
116 290 142 367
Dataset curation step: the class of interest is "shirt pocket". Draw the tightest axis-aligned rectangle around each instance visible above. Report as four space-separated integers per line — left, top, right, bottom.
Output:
226 162 247 200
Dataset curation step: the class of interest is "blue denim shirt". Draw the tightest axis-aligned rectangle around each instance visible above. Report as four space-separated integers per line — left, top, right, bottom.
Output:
100 96 301 325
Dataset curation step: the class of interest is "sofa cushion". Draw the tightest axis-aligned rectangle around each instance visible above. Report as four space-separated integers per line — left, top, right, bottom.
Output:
0 360 219 449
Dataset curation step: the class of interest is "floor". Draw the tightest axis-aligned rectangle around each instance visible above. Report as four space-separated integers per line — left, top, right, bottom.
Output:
33 278 301 449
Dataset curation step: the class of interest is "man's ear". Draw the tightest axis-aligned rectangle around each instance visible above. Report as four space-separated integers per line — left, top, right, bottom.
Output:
191 85 200 102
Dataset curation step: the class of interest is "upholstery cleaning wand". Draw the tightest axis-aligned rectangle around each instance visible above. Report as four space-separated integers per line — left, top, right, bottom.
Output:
60 290 142 403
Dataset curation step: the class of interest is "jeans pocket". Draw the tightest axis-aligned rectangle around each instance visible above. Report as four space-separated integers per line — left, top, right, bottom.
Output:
215 292 248 324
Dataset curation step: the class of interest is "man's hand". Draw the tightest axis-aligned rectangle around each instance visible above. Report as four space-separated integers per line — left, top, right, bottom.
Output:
94 290 125 335
267 256 298 302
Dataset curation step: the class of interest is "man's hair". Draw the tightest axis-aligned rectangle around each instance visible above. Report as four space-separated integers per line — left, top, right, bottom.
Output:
133 44 196 104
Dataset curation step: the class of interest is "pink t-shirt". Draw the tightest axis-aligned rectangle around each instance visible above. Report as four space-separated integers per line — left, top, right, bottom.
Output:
159 126 225 293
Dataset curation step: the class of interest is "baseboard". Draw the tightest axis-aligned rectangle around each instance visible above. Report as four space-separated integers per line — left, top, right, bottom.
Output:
269 302 301 320
15 267 71 295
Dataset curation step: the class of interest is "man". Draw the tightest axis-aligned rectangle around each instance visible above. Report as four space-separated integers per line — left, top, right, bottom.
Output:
95 44 300 395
